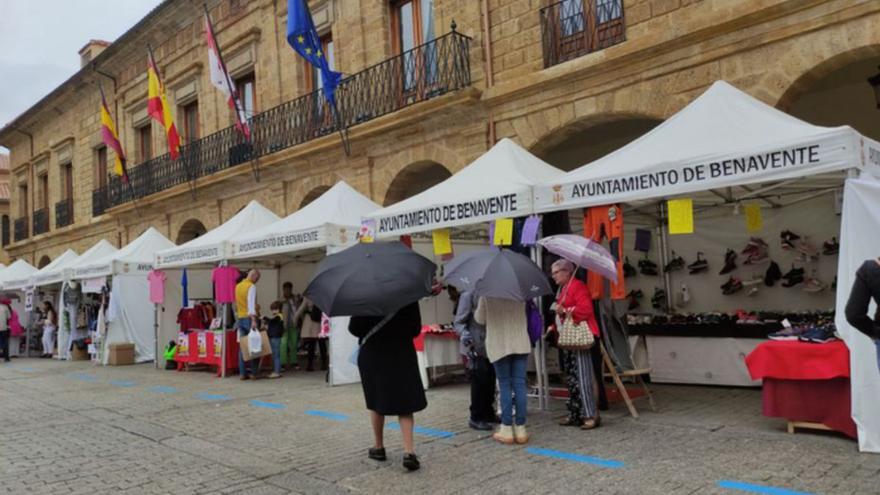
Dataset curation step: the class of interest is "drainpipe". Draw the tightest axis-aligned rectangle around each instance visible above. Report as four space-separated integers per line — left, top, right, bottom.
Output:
480 0 496 147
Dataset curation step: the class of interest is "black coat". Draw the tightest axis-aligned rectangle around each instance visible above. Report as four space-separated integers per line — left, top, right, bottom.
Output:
349 302 427 416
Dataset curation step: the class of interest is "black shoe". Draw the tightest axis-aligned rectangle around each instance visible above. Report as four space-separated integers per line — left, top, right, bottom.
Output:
687 252 708 274
468 419 493 431
487 415 502 424
403 453 420 471
719 249 738 275
623 257 637 278
651 288 666 310
638 256 658 276
368 448 387 461
823 237 839 256
765 261 782 287
664 252 685 272
780 230 800 250
721 277 743 295
781 266 805 288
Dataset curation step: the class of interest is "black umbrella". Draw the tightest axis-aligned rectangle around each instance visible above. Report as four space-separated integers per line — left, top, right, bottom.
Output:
443 248 552 302
304 241 437 317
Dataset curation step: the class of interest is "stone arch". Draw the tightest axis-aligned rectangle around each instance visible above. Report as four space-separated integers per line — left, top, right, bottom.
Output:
373 141 465 204
176 219 207 244
529 112 663 171
382 161 452 206
775 45 880 111
300 185 331 209
37 255 51 269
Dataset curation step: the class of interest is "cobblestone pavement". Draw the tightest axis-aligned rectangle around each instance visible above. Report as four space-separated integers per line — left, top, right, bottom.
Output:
1 358 878 494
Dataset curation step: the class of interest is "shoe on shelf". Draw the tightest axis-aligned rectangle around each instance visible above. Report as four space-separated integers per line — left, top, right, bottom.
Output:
823 237 839 256
802 275 827 293
664 251 686 272
623 257 638 278
781 266 805 288
719 249 738 275
765 261 783 287
780 230 801 251
688 252 709 274
627 292 641 310
799 325 838 344
677 283 691 306
639 256 659 276
746 286 759 297
721 277 743 295
742 274 763 287
742 237 769 255
651 288 667 310
768 326 806 341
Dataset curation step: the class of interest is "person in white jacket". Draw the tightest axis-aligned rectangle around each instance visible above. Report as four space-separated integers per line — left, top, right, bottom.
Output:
474 296 530 445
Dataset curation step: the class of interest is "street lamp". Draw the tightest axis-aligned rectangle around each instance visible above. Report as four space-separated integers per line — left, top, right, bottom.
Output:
868 66 880 109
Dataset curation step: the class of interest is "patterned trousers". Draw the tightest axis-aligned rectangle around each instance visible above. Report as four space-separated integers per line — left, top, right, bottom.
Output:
562 348 597 422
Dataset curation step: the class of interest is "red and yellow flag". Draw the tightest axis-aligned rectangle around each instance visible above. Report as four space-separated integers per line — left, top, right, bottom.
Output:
99 85 128 182
147 51 181 160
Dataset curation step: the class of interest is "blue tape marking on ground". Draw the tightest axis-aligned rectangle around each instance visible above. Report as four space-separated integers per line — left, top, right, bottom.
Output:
526 447 625 469
385 422 456 439
109 380 137 387
304 410 349 421
18 367 35 372
250 400 287 410
718 480 815 495
69 373 98 382
195 392 230 401
148 386 177 394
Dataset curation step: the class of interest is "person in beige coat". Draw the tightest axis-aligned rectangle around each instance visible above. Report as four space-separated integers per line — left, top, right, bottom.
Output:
294 297 327 371
474 296 530 445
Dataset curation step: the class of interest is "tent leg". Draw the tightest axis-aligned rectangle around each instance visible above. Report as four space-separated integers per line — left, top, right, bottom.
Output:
657 202 674 313
221 303 228 379
154 304 159 369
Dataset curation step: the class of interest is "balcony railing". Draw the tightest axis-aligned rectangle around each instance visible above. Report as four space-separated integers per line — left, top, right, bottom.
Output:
56 199 73 228
540 0 626 68
14 216 29 242
93 29 472 211
33 208 49 235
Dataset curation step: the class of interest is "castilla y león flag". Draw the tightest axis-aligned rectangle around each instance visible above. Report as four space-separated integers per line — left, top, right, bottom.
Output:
147 50 181 160
204 11 250 139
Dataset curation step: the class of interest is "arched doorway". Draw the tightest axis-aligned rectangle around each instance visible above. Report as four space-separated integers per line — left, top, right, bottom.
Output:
176 219 207 244
531 116 663 171
383 161 452 206
37 255 51 268
300 185 331 209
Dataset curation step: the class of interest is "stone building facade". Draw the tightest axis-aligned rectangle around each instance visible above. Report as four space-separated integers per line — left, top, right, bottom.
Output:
1 0 878 265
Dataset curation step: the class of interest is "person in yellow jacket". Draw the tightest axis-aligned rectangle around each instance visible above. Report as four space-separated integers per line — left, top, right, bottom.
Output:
236 269 261 380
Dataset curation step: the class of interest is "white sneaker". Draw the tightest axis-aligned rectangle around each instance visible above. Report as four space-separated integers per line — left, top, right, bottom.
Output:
746 287 759 297
513 425 529 444
493 425 515 445
742 274 763 287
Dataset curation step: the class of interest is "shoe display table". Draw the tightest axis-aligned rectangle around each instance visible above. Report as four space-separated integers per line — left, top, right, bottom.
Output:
175 329 241 376
745 340 856 438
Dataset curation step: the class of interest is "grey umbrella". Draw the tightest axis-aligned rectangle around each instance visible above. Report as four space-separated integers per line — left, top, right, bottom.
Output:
304 241 437 317
443 248 552 302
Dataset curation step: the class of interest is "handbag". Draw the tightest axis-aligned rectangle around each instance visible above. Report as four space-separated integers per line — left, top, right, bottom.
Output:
348 312 396 366
557 311 595 350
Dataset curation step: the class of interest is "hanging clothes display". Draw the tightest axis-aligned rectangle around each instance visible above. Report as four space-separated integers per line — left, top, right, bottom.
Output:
211 265 239 304
583 204 626 300
147 269 167 304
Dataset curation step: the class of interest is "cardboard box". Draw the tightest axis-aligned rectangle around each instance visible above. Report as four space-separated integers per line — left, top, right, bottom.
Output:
238 331 272 361
108 343 135 366
70 346 89 361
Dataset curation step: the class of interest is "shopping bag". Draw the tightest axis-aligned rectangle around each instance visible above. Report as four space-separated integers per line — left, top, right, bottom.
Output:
247 328 262 355
556 312 594 350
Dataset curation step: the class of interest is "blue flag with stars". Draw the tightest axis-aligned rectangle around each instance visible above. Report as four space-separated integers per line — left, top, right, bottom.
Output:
287 0 342 106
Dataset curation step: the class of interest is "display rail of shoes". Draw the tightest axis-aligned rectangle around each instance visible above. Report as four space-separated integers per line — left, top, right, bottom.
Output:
626 311 836 340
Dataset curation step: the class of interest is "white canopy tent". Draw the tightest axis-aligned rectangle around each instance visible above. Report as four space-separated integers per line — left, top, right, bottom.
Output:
364 138 565 238
532 80 880 453
0 260 37 290
68 228 175 364
155 200 281 269
24 249 80 289
0 260 37 357
229 181 381 385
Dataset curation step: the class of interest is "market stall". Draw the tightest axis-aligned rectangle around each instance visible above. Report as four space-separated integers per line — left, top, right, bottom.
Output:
0 260 37 356
531 80 880 452
228 181 380 385
154 200 281 376
67 228 175 365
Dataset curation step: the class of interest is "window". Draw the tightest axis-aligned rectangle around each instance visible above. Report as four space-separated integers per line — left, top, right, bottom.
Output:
391 0 435 54
95 146 108 189
18 183 28 217
38 173 48 210
234 73 256 120
306 35 335 92
1 216 8 246
136 124 152 163
62 163 73 200
182 101 199 143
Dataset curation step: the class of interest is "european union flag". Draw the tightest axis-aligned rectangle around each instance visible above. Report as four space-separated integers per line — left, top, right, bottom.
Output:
287 0 342 106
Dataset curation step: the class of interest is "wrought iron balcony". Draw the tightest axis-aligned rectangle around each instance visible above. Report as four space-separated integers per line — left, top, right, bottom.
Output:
540 0 626 68
33 208 49 235
56 199 73 228
14 216 28 242
94 28 472 210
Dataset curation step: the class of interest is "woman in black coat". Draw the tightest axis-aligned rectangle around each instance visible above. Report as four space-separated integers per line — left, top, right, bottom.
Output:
349 301 426 471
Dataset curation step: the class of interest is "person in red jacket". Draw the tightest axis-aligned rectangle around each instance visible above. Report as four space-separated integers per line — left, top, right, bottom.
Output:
551 259 602 430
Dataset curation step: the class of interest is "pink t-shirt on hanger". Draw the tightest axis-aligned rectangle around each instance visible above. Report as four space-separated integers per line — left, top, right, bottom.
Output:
212 265 239 303
147 270 167 304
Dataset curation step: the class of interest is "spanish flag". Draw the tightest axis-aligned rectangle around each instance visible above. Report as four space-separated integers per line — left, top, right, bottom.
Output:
147 49 181 160
99 84 128 182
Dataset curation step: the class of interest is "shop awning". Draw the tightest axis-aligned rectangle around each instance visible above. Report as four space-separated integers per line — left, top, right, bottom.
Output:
155 200 280 268
364 138 565 238
229 181 380 260
534 81 880 212
0 260 37 290
53 240 118 286
9 249 79 290
70 227 175 279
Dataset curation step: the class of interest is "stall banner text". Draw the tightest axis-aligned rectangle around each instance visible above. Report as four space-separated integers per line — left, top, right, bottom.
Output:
235 229 322 255
159 247 220 265
376 193 519 234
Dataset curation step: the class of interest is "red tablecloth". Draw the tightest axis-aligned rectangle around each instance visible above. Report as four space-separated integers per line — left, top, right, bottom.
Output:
176 330 240 376
745 340 856 439
745 340 849 381
413 324 458 352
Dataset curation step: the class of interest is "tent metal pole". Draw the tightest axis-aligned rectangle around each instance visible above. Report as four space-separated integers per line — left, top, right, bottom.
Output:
221 303 228 379
657 202 674 313
154 303 159 369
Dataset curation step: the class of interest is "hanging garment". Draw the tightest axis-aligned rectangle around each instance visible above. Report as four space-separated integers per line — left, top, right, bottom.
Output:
211 265 239 304
583 205 626 300
147 270 167 304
